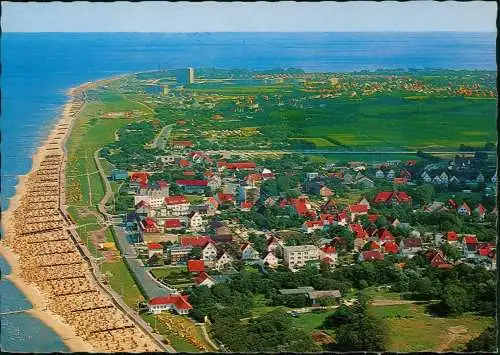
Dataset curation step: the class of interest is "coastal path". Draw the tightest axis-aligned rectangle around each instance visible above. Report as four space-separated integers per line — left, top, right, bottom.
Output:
93 148 114 222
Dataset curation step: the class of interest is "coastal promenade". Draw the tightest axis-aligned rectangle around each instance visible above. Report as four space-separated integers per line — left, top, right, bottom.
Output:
0 79 170 353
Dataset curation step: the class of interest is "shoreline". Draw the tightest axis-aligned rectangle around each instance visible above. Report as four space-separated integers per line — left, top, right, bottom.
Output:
0 78 122 352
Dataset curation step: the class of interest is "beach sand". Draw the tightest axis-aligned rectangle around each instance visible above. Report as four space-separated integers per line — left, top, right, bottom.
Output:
0 77 161 353
0 86 94 352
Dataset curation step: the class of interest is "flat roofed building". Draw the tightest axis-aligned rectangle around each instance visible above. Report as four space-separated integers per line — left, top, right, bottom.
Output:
283 245 319 268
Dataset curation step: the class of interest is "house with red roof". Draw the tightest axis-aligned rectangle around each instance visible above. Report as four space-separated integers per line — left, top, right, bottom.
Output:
349 224 368 239
357 197 371 210
473 204 487 219
140 217 160 235
180 235 211 248
319 214 336 226
462 235 479 259
457 202 471 216
426 250 452 269
446 231 459 245
148 294 193 315
164 219 182 231
187 260 206 273
266 236 284 257
378 228 395 243
216 192 235 205
172 140 194 149
373 191 411 205
291 197 316 218
369 241 381 251
383 241 398 254
320 245 337 265
399 238 422 258
217 161 256 171
164 195 190 216
393 177 408 185
130 172 150 185
348 204 369 221
240 201 254 212
194 272 216 288
358 250 384 262
319 186 334 199
205 196 219 212
302 220 324 234
147 243 164 259
367 214 379 223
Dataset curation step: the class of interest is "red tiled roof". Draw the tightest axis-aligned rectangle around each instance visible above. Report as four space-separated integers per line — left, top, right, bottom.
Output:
370 241 380 250
183 171 195 176
144 217 157 227
164 219 182 228
131 172 150 184
350 224 367 239
139 182 149 189
195 272 214 286
349 204 368 213
148 243 163 250
176 179 208 186
217 192 234 202
173 140 193 147
148 295 193 310
164 195 189 205
373 191 393 203
383 241 398 254
464 235 478 244
361 250 384 261
179 159 191 167
217 161 256 170
180 236 212 248
478 247 492 257
378 229 395 242
321 245 336 254
240 201 253 209
305 220 324 228
394 177 407 185
446 231 458 241
292 198 310 216
475 204 487 214
323 256 334 264
187 260 205 273
206 197 219 209
367 214 379 223
395 191 411 203
319 214 335 224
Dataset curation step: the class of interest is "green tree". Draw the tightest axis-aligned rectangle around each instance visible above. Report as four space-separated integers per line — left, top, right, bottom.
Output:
465 326 497 352
440 283 471 315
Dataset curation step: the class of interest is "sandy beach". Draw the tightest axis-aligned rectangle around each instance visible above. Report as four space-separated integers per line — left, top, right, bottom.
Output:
0 78 162 353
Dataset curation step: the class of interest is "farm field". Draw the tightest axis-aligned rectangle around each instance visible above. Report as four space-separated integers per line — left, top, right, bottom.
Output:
368 304 494 352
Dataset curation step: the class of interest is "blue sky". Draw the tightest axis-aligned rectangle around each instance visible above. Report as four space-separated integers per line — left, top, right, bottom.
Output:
2 1 496 32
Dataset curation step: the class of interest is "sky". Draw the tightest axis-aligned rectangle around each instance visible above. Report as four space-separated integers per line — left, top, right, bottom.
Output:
2 1 497 33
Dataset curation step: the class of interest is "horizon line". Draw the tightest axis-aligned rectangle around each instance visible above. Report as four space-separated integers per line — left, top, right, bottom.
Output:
3 30 496 34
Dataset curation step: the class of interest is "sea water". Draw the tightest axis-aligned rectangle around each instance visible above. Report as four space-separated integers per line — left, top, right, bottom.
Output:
0 32 495 351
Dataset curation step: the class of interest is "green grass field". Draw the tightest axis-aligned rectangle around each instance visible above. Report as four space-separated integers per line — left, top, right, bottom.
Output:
100 259 144 307
291 310 336 334
368 304 494 352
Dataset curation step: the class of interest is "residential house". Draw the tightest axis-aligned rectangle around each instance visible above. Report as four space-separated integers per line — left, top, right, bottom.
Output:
164 195 190 216
240 201 254 212
111 169 128 181
139 217 160 239
188 211 203 230
382 241 398 254
187 260 205 273
426 250 452 269
283 245 320 269
457 202 471 216
349 224 368 239
205 196 219 214
476 172 485 183
386 170 395 180
176 180 208 194
358 250 384 262
148 295 192 315
373 191 411 205
354 237 368 252
194 272 216 288
169 246 191 264
421 171 432 183
262 252 278 267
217 161 257 171
307 290 342 305
302 220 324 234
320 245 337 265
357 197 371 210
214 251 233 271
201 241 218 262
164 219 182 232
378 228 395 243
462 235 479 259
473 204 487 220
266 236 284 257
446 231 459 245
240 243 260 260
449 176 460 185
147 243 164 259
375 170 385 179
356 175 375 188
348 204 368 221
399 238 422 258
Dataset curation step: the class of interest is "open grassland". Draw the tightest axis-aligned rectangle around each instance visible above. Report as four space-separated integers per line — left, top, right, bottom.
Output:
368 304 494 352
100 259 145 307
141 313 199 352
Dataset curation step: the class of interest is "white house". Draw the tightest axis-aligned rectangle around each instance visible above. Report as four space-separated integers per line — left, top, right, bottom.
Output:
214 251 233 270
188 211 203 230
375 170 385 179
164 195 190 216
457 202 471 216
266 236 284 257
439 172 449 184
262 252 278 267
462 235 479 259
320 245 338 265
386 170 395 180
240 243 260 260
147 243 164 259
283 245 319 269
449 176 460 185
148 295 192 315
302 220 324 234
399 238 422 258
201 241 218 262
194 272 217 288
